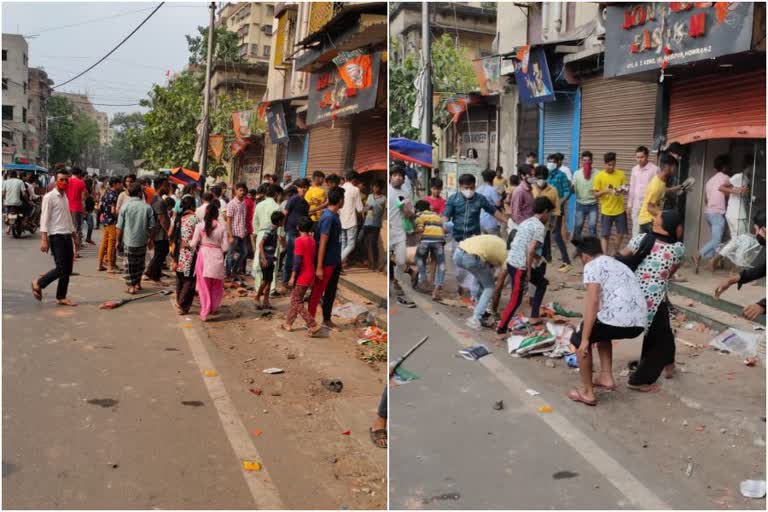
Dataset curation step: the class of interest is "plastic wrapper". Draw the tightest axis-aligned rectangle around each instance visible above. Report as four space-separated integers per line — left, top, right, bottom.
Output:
718 234 762 268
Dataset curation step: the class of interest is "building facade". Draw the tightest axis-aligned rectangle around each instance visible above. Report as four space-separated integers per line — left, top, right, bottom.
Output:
27 67 52 166
217 2 276 65
2 34 30 165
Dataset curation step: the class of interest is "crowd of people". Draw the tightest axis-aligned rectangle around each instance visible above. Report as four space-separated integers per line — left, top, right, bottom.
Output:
390 144 765 407
29 167 387 333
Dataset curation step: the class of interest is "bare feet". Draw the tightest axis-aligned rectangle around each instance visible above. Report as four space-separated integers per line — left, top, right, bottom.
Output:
127 287 136 295
31 280 42 301
592 372 616 391
663 364 675 379
280 323 292 332
56 299 78 307
307 324 322 337
322 320 341 331
568 388 597 406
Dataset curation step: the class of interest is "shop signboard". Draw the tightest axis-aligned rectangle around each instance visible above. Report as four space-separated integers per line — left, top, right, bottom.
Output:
515 47 555 105
266 102 289 144
307 52 381 126
604 2 755 78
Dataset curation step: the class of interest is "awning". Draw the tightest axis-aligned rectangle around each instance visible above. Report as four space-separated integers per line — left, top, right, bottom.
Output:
168 167 204 189
3 163 48 172
389 138 432 168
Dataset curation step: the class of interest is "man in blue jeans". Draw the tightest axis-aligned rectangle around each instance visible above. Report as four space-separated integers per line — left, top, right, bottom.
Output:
696 155 735 272
225 183 249 281
571 151 598 243
452 234 508 330
546 153 573 271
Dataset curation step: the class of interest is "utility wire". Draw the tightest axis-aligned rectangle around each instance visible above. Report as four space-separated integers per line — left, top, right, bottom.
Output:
52 2 165 90
22 6 155 36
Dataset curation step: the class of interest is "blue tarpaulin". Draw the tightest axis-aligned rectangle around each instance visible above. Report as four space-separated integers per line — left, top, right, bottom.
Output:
3 163 48 172
389 138 432 168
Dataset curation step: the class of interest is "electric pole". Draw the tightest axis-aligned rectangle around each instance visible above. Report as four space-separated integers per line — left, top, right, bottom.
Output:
420 1 432 190
199 1 216 178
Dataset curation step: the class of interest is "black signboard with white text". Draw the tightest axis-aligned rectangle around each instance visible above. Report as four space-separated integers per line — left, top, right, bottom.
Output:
306 52 381 126
604 2 754 78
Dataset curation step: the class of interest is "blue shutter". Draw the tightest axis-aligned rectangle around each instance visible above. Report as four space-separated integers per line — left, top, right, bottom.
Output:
541 97 575 163
285 134 305 177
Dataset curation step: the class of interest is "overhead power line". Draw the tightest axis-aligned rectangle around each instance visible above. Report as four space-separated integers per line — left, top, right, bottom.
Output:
23 6 155 36
52 2 165 90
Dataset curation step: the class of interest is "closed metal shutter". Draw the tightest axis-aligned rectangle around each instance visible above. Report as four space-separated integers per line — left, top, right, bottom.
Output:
306 119 351 176
284 134 305 177
580 77 657 173
542 97 575 165
668 70 766 145
353 112 387 173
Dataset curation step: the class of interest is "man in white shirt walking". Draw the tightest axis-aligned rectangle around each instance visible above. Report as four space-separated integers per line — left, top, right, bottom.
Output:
339 170 364 264
31 169 77 306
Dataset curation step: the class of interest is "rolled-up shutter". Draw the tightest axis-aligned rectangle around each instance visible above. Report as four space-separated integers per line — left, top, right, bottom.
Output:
668 70 766 145
541 97 575 165
579 77 657 173
353 111 387 173
306 119 351 176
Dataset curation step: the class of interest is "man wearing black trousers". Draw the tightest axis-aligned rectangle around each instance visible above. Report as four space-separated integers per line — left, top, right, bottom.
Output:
144 177 171 283
31 170 77 306
321 264 342 330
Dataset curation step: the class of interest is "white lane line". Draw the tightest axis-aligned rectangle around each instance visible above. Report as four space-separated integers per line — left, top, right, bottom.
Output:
400 289 668 510
177 310 285 509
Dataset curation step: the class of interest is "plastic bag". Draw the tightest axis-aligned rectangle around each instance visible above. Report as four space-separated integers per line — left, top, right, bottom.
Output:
718 234 762 268
709 328 760 358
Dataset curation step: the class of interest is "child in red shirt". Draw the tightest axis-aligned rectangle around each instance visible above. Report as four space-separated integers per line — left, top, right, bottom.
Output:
423 177 446 215
281 217 321 336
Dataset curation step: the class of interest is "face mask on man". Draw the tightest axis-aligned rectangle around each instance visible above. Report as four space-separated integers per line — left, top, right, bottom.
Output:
56 181 68 192
526 177 536 185
461 188 475 199
546 162 557 172
536 179 546 188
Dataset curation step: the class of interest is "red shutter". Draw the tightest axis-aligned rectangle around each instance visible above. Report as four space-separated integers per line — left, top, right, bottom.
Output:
667 70 766 145
352 111 387 173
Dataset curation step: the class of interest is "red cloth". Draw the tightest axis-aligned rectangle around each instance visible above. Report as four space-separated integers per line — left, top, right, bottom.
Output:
293 234 317 287
144 186 155 205
244 197 255 234
66 176 86 213
424 196 446 215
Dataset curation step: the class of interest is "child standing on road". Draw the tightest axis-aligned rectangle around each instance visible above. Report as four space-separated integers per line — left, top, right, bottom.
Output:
413 200 446 300
282 217 321 336
255 211 285 310
308 187 345 325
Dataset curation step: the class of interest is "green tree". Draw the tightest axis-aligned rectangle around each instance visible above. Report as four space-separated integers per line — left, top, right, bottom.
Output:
186 25 243 66
106 112 146 170
210 89 263 165
389 34 479 141
140 70 204 169
47 95 100 167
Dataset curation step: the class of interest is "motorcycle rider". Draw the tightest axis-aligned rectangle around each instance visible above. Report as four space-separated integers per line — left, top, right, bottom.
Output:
2 170 28 234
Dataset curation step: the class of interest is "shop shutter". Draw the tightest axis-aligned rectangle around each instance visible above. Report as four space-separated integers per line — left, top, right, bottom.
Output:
668 70 766 145
541 97 575 166
579 77 657 173
284 134 305 177
306 119 350 176
353 112 387 173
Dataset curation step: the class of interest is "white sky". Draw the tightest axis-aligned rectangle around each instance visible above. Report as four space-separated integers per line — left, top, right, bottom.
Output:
2 1 212 118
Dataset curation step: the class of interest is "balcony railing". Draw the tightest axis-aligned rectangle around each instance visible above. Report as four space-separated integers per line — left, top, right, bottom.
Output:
307 2 345 35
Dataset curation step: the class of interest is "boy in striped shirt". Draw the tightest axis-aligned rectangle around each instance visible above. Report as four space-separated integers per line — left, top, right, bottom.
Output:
413 200 446 300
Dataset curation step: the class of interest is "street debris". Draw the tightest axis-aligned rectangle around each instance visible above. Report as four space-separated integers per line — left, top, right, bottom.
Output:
98 289 172 309
204 370 218 377
86 398 118 408
740 479 766 499
538 406 553 413
642 441 648 448
710 328 760 358
744 356 759 367
249 388 263 396
396 296 416 308
321 379 344 393
263 368 284 374
252 429 263 437
545 359 556 368
242 461 262 472
334 302 370 322
341 430 351 436
686 462 694 478
356 326 387 345
243 356 258 363
181 400 204 407
565 353 579 368
459 344 491 361
392 366 419 385
493 400 504 410
525 389 540 396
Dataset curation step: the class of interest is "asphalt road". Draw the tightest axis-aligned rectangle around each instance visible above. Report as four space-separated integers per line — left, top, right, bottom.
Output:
2 231 260 509
388 280 759 510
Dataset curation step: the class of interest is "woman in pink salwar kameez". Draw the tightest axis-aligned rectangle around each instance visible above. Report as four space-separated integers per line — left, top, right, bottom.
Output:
190 202 229 321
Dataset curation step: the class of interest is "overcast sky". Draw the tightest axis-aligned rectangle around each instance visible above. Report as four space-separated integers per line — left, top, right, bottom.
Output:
2 2 212 118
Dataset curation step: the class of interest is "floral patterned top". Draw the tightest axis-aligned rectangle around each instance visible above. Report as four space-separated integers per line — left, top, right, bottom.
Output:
177 213 199 277
627 234 685 325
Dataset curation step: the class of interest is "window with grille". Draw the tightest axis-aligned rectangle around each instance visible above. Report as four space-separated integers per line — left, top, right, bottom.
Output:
263 45 271 57
22 108 26 123
2 106 13 121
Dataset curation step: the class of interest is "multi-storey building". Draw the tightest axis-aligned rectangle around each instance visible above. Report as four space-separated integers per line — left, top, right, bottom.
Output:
27 67 52 166
217 2 276 65
2 34 30 165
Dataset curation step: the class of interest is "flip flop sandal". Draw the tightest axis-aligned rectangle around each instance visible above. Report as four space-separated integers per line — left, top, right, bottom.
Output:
592 382 617 391
56 300 78 307
31 282 42 301
369 428 387 449
307 327 323 338
396 296 416 308
627 383 662 393
567 389 597 406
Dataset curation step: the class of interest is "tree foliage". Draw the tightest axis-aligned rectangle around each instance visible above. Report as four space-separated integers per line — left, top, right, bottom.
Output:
389 34 479 141
47 95 100 167
106 112 146 170
210 89 263 165
186 25 244 66
140 70 204 170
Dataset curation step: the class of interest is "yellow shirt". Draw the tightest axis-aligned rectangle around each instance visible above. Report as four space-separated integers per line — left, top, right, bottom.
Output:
414 211 445 241
305 186 327 221
593 169 627 216
638 175 666 225
458 235 507 267
532 185 560 218
493 176 508 194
